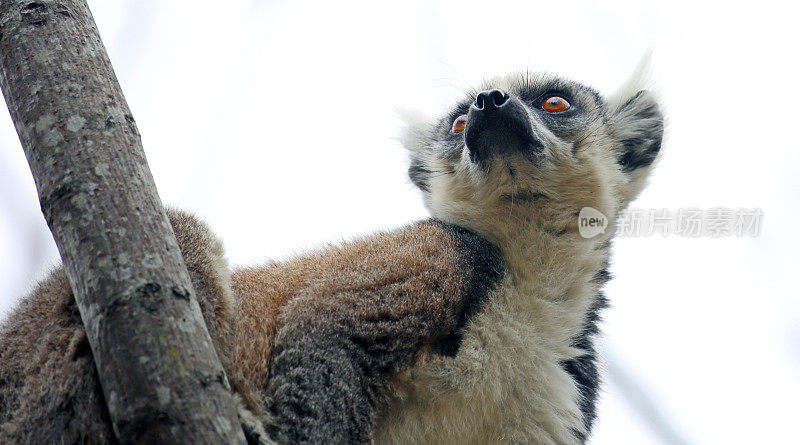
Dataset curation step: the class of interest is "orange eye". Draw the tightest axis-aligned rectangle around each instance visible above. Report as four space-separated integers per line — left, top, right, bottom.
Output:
541 96 570 113
451 114 468 133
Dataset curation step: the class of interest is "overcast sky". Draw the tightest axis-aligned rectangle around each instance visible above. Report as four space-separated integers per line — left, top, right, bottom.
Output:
1 1 798 443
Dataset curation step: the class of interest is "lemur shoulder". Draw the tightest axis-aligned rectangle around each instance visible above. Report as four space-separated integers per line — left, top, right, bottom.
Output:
0 61 663 444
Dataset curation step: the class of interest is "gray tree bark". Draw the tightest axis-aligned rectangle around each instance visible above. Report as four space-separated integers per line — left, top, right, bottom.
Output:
0 1 246 443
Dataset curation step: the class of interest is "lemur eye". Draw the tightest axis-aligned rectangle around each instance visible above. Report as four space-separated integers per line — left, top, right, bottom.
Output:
541 96 570 113
451 114 468 133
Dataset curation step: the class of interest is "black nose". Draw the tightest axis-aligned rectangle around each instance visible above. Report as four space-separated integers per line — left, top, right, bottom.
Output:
464 89 541 164
473 89 509 111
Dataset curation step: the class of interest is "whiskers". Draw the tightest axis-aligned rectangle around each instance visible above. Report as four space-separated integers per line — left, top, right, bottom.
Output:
425 168 455 180
508 175 519 216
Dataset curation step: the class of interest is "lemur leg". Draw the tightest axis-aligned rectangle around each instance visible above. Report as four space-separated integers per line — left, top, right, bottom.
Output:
263 222 503 444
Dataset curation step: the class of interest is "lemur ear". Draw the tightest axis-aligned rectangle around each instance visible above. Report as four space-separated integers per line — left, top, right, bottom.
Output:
394 107 434 192
612 90 663 172
607 53 664 173
394 107 432 153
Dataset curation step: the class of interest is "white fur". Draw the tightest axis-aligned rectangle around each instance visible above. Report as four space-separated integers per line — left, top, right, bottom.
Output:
374 65 658 443
374 227 609 444
608 51 653 112
374 148 615 443
394 107 433 153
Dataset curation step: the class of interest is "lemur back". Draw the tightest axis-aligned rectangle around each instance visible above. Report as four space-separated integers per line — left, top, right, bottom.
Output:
0 210 504 444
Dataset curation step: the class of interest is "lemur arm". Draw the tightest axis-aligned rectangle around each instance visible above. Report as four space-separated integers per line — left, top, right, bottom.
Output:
258 221 504 444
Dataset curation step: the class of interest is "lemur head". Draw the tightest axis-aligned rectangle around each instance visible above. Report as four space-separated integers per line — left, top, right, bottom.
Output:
401 62 663 244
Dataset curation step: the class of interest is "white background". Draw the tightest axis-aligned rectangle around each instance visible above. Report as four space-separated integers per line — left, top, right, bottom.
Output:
1 1 798 443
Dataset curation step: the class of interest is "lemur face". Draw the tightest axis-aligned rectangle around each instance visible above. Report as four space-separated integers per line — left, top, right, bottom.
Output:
401 69 663 241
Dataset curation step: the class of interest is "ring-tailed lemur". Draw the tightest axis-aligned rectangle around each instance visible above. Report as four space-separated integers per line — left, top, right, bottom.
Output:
0 60 662 444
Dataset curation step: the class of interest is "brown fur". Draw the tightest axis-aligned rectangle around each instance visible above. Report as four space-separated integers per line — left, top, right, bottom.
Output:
0 209 239 443
0 210 497 443
0 269 115 443
229 220 468 413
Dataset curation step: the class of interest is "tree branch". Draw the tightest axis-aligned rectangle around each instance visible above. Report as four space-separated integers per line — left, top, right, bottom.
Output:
0 1 246 442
